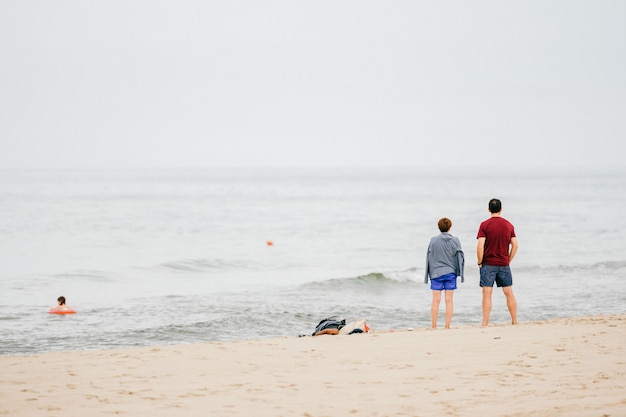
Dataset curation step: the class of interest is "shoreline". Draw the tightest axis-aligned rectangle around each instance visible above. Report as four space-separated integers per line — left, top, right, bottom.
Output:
2 314 625 416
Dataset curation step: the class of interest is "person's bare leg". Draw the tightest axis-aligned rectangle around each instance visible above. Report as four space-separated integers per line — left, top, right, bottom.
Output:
444 290 454 329
481 286 493 326
431 291 442 329
502 286 517 324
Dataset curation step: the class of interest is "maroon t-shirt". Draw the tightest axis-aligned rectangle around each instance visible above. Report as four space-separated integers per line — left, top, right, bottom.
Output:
477 217 516 266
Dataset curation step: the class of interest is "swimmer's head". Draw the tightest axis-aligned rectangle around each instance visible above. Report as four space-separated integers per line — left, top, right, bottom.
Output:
57 296 66 305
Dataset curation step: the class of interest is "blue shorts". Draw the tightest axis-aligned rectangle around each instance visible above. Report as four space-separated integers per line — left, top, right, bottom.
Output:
480 265 513 287
430 273 457 291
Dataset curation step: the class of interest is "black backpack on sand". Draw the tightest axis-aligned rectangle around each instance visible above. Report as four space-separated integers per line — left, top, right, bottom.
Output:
312 316 346 336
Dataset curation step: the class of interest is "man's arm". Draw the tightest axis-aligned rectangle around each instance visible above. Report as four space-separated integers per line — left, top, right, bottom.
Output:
424 251 430 284
476 237 486 266
509 237 518 263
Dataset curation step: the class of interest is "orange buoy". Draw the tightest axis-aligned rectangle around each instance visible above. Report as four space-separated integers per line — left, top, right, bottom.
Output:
48 307 76 315
266 240 274 246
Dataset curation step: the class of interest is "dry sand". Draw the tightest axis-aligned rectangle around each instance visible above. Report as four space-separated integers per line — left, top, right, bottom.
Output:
1 314 625 417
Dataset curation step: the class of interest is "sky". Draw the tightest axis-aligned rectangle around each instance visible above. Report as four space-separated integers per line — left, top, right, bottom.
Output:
1 1 625 170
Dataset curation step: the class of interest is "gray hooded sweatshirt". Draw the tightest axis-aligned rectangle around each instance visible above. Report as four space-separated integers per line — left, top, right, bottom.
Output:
424 232 465 284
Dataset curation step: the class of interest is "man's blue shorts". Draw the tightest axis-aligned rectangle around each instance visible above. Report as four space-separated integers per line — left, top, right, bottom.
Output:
479 265 513 287
430 273 457 291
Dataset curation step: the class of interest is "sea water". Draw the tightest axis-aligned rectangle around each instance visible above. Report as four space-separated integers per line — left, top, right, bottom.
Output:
1 167 625 356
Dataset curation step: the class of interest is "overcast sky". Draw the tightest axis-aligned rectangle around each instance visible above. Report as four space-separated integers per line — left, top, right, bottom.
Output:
1 1 624 170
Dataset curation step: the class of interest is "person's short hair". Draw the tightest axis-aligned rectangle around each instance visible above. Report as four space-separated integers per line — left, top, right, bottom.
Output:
58 296 66 305
489 198 502 213
438 218 452 232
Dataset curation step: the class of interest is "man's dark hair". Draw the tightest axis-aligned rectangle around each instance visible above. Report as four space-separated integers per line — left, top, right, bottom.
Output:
489 198 502 214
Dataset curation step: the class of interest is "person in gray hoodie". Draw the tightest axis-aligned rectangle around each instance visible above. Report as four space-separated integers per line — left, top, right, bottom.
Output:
424 218 465 329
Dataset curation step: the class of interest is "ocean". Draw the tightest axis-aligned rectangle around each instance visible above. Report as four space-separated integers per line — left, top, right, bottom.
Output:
1 167 625 356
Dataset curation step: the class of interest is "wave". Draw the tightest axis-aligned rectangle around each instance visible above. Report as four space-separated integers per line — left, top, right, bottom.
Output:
158 258 260 273
51 270 112 282
515 261 626 274
297 260 626 292
299 268 420 292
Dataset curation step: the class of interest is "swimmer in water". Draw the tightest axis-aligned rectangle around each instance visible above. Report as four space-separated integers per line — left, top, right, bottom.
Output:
48 296 76 314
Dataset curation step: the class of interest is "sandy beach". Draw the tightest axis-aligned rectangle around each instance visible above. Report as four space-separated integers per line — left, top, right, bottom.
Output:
1 314 625 417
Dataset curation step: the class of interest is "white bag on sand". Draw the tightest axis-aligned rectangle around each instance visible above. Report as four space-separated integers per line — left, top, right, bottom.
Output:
339 319 369 335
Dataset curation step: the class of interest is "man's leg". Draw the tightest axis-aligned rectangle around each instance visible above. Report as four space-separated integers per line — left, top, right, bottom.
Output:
502 286 517 324
431 291 442 329
481 286 493 326
444 290 454 329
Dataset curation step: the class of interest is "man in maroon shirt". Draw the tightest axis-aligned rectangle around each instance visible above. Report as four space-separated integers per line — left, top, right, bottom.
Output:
476 198 518 326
